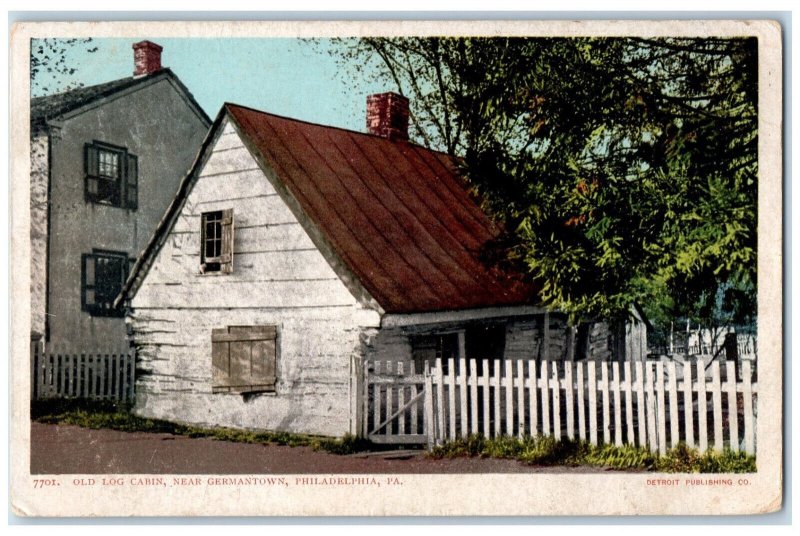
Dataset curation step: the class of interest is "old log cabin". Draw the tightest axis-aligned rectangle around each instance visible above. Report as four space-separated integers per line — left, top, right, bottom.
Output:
118 93 647 437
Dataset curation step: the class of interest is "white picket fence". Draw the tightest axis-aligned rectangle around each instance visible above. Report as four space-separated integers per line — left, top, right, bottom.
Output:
31 342 136 402
662 333 756 361
363 358 757 455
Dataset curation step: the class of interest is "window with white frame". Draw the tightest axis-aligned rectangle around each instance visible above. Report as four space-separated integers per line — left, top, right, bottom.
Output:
201 209 234 273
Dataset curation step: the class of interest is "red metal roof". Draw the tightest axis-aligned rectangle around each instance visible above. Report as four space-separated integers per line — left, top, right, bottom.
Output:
227 103 539 314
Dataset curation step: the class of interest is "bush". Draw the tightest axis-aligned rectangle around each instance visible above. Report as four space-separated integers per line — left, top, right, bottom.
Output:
312 434 375 455
429 434 755 473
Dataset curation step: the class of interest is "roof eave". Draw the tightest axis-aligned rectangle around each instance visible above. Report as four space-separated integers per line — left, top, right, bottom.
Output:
31 69 211 132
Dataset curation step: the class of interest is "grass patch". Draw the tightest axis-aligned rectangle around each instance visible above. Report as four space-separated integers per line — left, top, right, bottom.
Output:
31 399 374 455
429 434 756 473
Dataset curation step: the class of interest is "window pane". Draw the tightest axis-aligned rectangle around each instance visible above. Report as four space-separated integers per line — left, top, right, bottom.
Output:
86 144 127 208
202 211 224 262
98 150 119 178
94 255 126 307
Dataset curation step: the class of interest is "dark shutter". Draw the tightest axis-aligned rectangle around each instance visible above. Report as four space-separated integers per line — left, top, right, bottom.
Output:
84 143 100 201
211 325 277 394
125 153 138 210
81 253 97 310
220 208 234 273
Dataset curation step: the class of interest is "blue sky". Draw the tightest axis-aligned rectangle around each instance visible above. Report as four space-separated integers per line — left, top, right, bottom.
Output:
32 38 391 133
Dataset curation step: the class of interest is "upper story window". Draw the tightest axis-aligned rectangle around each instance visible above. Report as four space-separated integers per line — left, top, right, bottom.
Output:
201 209 234 274
84 141 138 209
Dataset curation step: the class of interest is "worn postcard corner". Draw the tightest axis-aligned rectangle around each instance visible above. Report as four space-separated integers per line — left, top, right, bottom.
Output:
9 19 784 518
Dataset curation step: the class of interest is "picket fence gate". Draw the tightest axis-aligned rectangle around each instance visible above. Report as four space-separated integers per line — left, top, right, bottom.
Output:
31 341 136 402
362 358 757 455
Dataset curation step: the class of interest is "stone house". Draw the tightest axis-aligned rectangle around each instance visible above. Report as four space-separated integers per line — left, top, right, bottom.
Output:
118 93 647 437
30 41 210 351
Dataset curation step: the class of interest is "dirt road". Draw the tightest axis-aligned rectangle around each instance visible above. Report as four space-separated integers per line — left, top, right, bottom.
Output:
30 423 615 474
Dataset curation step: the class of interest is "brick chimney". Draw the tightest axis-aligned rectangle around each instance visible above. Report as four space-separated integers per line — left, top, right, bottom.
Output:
132 40 163 77
366 92 409 141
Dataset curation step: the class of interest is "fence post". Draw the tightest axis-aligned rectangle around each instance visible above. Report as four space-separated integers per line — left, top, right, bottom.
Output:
552 362 561 440
30 339 41 399
505 360 514 437
577 361 586 442
645 361 658 453
623 362 634 446
435 358 445 443
656 361 667 455
527 360 537 438
459 357 468 438
492 360 502 438
447 358 456 440
483 359 491 438
612 361 622 447
542 360 551 438
601 362 610 445
711 361 724 451
697 360 708 452
565 361 574 440
683 362 694 448
424 362 435 449
470 359 479 437
725 360 739 453
587 361 597 445
397 361 406 436
410 361 419 435
724 333 740 381
741 360 754 454
362 359 370 437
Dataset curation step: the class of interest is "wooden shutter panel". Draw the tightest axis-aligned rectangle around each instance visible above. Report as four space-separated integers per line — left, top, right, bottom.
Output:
84 143 100 201
125 153 138 210
85 143 99 176
220 208 234 273
211 325 277 393
211 328 230 388
81 253 97 310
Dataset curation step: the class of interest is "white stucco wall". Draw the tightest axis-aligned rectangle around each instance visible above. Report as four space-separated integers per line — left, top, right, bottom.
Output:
30 134 48 339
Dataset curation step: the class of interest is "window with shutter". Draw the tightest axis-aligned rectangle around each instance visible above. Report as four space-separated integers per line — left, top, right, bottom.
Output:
201 209 234 273
81 249 132 317
125 153 138 209
211 325 278 394
84 140 138 210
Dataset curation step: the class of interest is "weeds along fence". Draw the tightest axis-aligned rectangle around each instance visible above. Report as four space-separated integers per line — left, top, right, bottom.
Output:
30 341 135 402
362 358 757 455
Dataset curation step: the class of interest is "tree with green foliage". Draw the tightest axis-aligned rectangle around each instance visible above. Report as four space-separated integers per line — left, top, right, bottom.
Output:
329 37 757 333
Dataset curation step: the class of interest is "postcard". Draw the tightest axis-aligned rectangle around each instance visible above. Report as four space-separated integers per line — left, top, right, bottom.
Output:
9 19 783 517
